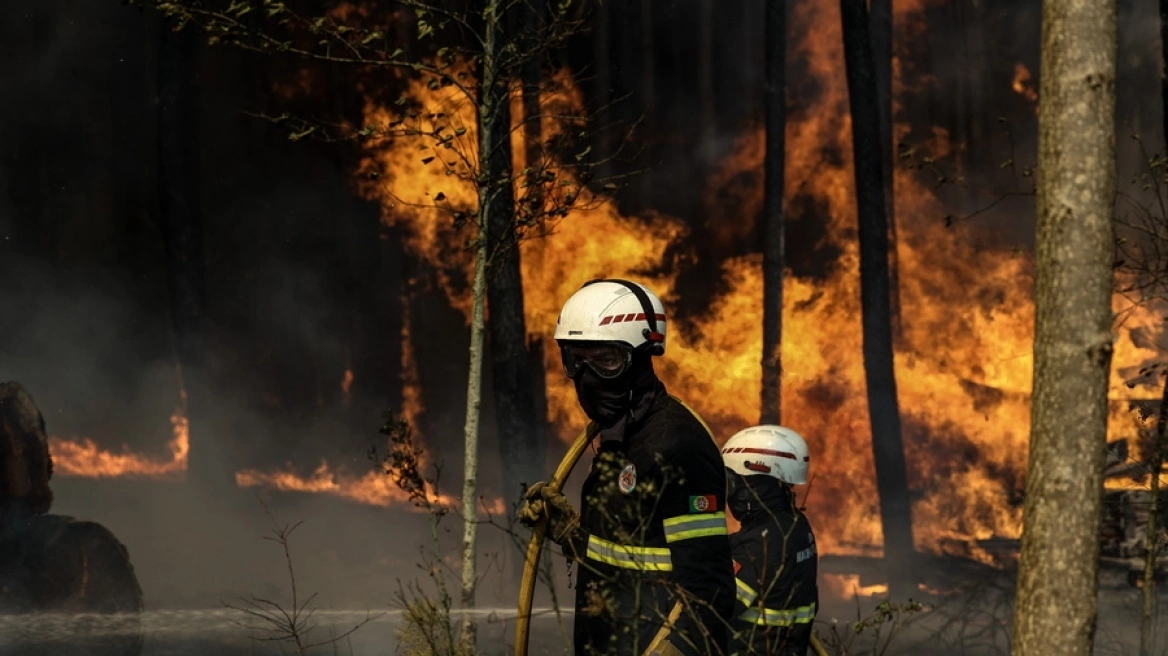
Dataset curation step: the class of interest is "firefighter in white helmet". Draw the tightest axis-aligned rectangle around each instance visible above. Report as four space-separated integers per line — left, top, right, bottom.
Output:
721 425 818 655
518 279 734 656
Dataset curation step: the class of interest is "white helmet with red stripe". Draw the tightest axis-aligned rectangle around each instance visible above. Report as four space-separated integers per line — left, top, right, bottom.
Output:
554 279 667 355
721 425 810 485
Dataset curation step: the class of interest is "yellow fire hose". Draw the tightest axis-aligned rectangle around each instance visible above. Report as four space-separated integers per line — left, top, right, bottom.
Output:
512 413 828 656
514 422 597 656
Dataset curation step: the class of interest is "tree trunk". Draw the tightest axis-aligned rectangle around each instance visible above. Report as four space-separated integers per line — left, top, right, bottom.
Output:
1147 10 1168 652
760 0 786 426
592 3 611 181
1140 375 1166 656
491 9 540 504
1161 0 1168 153
457 4 510 650
458 226 488 653
840 0 915 596
698 0 714 157
1010 1 1116 654
869 0 901 345
640 0 656 116
157 21 214 487
638 0 656 200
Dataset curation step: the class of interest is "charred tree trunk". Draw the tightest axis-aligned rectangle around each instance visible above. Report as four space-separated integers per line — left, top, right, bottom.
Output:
698 0 715 157
1162 0 1168 151
157 21 214 487
869 0 901 344
592 3 611 181
640 0 655 116
491 4 542 503
638 0 656 200
1011 1 1116 654
521 4 542 181
840 0 915 595
760 0 786 426
1141 374 1167 656
1147 11 1168 654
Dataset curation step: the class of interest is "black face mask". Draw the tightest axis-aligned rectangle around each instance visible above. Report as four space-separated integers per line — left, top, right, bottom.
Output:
726 471 754 520
573 368 632 425
726 471 792 522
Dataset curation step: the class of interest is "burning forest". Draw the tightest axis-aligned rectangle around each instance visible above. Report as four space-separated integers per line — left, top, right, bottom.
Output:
2 0 1167 654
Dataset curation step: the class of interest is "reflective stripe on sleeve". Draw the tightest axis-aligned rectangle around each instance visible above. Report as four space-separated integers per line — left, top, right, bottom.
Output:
662 512 728 543
585 535 673 571
735 577 759 607
737 601 818 627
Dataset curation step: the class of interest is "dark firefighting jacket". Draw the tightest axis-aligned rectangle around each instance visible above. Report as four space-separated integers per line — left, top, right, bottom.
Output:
572 394 735 656
727 482 818 656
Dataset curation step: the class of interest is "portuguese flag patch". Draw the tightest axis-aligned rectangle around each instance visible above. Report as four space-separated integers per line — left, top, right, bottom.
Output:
688 494 718 513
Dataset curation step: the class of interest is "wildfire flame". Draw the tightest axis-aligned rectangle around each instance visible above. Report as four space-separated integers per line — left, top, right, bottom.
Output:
233 461 504 511
54 1 1168 561
49 407 189 479
1011 63 1039 107
333 0 1165 562
821 574 890 600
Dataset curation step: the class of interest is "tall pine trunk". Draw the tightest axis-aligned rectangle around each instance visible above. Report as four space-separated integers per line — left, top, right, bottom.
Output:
1010 1 1116 654
640 0 655 115
1162 0 1168 153
869 0 901 344
490 6 539 506
840 0 915 596
592 3 611 181
760 0 786 426
157 21 212 486
698 0 714 156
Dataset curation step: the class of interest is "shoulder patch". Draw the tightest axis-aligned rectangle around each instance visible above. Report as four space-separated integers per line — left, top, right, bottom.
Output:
688 494 718 513
733 560 742 575
618 463 637 493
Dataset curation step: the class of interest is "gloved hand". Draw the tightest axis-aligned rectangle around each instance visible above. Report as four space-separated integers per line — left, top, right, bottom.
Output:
517 482 585 552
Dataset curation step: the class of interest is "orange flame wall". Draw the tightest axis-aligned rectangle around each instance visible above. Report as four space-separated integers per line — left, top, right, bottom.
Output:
354 0 1156 555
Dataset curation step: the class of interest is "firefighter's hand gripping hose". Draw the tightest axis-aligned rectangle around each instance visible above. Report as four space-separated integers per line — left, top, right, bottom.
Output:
514 423 596 656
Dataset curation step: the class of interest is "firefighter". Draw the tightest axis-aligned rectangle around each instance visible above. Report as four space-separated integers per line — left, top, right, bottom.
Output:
0 382 144 655
721 425 818 656
518 279 734 656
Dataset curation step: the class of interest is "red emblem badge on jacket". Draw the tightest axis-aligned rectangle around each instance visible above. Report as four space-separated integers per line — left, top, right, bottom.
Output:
618 463 637 493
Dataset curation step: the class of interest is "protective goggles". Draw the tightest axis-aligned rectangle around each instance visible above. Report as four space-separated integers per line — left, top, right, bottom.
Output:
559 343 633 380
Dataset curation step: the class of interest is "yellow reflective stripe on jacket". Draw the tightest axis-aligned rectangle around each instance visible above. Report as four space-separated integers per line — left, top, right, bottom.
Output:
735 577 759 607
737 601 818 627
662 512 728 543
585 535 673 571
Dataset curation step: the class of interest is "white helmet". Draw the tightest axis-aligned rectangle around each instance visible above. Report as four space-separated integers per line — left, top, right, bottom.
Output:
554 279 667 355
721 425 810 485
